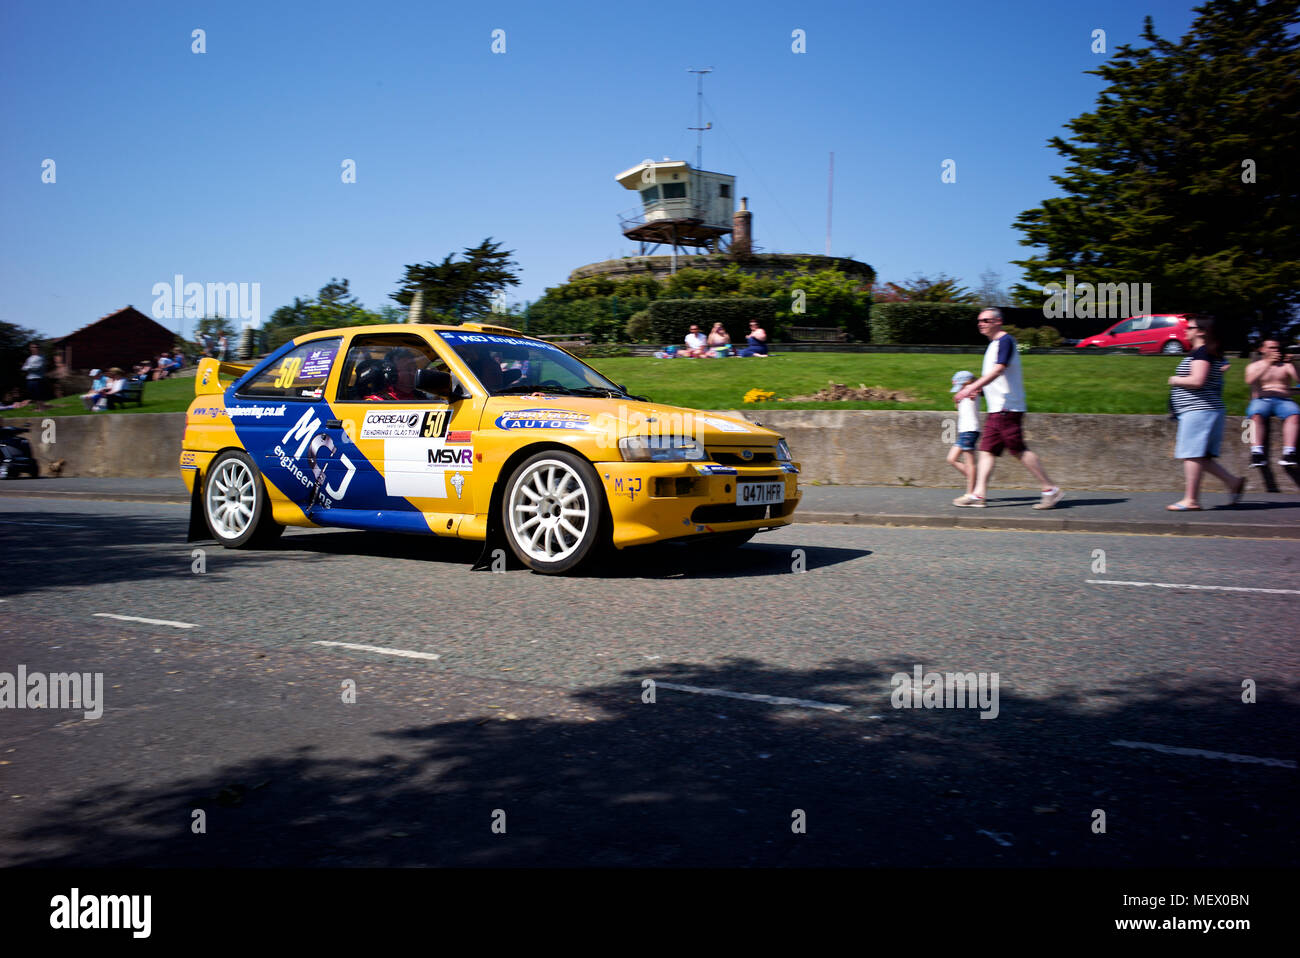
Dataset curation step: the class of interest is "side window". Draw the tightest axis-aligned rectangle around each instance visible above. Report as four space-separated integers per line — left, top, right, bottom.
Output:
1109 320 1135 335
1129 316 1153 331
237 338 341 400
1152 316 1176 328
335 334 449 403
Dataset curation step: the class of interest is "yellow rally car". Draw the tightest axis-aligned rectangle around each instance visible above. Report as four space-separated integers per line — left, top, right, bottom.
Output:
181 322 801 573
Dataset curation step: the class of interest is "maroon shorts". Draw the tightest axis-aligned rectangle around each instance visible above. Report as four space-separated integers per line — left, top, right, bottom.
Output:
979 411 1026 456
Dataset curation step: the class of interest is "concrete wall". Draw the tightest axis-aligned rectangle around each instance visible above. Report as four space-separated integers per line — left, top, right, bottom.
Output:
20 409 1282 492
31 413 186 478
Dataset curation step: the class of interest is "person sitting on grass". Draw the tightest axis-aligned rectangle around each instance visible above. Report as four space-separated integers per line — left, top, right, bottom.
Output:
706 322 731 357
738 320 769 357
88 368 127 412
683 325 709 358
81 369 108 411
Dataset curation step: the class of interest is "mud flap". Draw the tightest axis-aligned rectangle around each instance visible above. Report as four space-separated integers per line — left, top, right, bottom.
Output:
186 473 212 542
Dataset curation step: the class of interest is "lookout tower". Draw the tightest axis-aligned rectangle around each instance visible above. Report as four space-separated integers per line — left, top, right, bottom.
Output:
615 159 735 258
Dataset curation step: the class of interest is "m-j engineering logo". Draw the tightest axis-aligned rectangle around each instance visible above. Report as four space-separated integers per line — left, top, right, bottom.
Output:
0 666 103 719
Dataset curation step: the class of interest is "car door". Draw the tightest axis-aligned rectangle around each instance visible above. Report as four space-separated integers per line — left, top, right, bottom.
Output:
326 331 481 535
227 336 353 515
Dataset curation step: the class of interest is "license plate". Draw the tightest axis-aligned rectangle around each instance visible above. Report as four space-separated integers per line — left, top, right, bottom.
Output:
736 480 784 506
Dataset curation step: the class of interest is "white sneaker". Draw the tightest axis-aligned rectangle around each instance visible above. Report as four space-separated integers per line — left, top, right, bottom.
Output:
1032 487 1063 509
953 494 986 507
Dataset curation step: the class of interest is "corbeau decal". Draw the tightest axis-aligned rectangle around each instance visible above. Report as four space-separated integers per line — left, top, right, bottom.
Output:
360 408 451 440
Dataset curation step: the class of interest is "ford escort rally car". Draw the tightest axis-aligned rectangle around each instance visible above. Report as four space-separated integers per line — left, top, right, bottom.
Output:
181 322 801 573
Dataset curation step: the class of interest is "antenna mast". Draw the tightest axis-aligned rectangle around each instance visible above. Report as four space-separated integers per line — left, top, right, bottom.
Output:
687 67 712 169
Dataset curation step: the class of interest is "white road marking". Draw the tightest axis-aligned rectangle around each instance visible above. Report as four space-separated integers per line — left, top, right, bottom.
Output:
656 681 850 712
93 613 198 629
1087 579 1300 596
313 641 441 661
1111 739 1296 769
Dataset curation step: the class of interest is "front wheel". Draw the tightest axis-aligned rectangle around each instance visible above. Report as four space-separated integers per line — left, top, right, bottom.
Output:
203 450 283 548
1161 340 1185 354
502 451 607 573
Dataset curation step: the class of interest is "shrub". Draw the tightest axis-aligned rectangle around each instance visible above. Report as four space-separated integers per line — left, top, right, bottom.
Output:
869 303 981 345
1003 324 1064 348
566 343 632 359
645 298 778 345
624 309 654 343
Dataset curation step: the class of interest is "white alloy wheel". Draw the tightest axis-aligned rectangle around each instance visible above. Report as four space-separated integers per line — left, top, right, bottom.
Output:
203 450 282 548
503 452 605 573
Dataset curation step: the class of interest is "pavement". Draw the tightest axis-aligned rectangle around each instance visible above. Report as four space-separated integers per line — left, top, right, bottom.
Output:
0 475 1297 538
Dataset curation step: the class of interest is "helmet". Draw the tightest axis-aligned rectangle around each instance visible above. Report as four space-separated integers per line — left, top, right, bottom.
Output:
355 358 397 396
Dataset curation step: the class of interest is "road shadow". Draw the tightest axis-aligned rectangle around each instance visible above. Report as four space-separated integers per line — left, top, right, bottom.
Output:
9 657 1297 868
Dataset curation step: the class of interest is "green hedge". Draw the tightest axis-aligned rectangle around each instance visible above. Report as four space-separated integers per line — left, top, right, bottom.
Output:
645 298 777 346
869 303 982 345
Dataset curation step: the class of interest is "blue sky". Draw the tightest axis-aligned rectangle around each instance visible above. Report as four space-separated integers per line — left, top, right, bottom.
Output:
1 0 1201 338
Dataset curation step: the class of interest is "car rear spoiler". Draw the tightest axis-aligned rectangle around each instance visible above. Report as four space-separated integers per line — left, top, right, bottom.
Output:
194 357 254 396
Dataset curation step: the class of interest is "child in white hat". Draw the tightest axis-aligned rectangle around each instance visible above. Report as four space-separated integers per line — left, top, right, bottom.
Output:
947 370 983 505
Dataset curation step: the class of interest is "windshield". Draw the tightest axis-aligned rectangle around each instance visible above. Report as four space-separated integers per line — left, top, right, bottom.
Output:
438 330 624 396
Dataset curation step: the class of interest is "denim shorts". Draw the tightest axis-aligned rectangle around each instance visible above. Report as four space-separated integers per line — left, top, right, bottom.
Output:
954 430 980 452
1245 395 1300 420
1174 408 1225 459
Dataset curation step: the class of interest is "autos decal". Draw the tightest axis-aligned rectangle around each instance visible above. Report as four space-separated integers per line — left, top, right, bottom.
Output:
438 331 564 353
495 408 593 430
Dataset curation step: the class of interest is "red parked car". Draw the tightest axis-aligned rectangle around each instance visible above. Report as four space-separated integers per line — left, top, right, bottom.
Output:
1075 314 1192 354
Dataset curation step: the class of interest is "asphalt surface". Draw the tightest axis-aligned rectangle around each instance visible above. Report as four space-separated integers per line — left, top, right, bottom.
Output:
4 475 1299 537
1 495 1296 867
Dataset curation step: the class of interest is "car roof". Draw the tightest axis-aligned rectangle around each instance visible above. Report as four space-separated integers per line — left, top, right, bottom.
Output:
294 321 540 342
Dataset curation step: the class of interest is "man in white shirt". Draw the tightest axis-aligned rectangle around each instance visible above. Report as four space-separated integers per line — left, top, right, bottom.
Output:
952 308 1063 509
683 325 708 357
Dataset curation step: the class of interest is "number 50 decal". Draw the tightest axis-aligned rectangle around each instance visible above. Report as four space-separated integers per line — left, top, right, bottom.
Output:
274 357 303 389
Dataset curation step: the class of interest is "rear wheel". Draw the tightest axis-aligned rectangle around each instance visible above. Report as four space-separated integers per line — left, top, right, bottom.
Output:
502 451 607 573
203 450 283 548
1161 339 1185 354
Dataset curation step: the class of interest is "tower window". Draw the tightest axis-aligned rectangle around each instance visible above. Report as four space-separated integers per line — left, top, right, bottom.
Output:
719 184 731 198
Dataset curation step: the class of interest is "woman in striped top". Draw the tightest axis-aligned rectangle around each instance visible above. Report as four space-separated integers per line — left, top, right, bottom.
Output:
1166 315 1245 510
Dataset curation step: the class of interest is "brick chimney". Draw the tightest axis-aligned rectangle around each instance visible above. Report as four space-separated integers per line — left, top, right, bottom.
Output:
731 196 752 255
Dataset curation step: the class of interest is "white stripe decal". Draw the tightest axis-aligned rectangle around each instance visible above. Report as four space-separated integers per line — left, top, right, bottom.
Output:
1111 740 1296 769
656 681 850 712
1087 579 1300 596
93 613 198 629
313 641 441 661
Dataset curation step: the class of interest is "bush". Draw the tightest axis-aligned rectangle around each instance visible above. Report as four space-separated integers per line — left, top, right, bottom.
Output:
645 298 778 346
566 343 633 359
1003 324 1064 348
869 303 982 345
624 309 653 342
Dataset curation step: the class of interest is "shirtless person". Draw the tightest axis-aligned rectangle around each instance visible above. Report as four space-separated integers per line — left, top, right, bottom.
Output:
1244 339 1298 467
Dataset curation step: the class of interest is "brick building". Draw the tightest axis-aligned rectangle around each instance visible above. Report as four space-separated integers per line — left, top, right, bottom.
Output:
53 306 176 372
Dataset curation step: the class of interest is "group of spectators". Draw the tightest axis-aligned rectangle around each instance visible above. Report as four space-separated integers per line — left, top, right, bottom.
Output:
944 308 1298 513
657 321 769 359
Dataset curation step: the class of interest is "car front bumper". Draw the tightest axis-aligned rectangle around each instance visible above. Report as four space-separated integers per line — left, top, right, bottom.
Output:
596 460 801 548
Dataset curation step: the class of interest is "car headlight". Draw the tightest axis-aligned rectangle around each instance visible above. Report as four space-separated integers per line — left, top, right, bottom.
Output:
776 439 794 461
619 436 706 462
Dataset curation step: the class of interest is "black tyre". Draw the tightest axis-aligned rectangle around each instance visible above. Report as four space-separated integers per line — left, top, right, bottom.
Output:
1161 340 1185 354
501 450 607 574
203 450 283 548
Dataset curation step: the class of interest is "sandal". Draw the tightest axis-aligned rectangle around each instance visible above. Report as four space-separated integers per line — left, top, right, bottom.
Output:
1166 503 1202 511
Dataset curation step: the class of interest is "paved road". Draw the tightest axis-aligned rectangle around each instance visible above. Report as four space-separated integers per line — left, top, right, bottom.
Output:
1 497 1296 866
